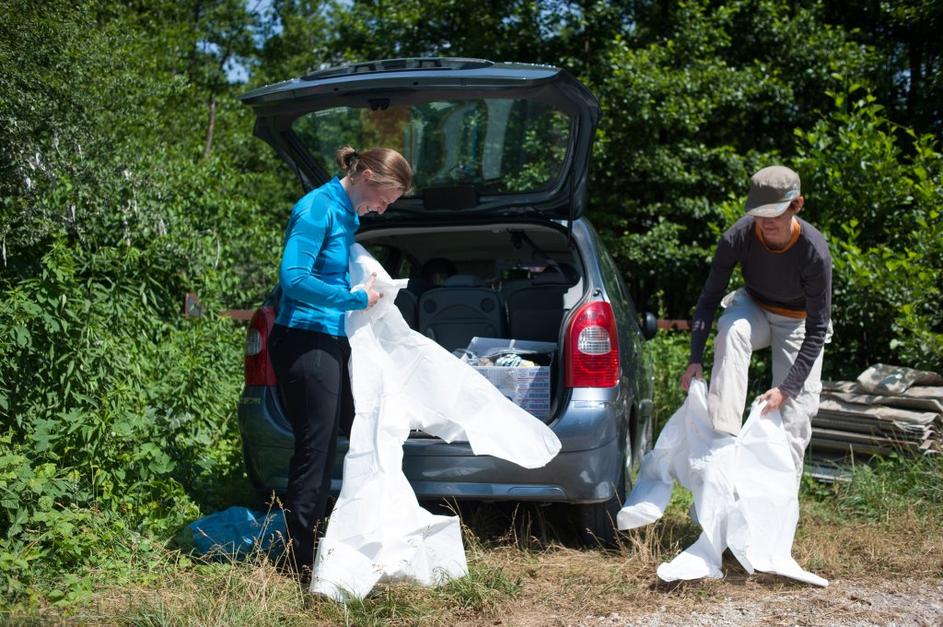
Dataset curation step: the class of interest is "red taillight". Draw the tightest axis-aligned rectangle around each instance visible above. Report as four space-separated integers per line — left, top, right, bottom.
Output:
565 300 619 388
245 306 277 386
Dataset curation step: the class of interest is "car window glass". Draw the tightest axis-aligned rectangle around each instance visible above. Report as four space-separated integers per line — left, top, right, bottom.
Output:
293 99 571 196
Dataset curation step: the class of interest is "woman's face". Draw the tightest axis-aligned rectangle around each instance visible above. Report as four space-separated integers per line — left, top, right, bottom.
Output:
351 171 403 216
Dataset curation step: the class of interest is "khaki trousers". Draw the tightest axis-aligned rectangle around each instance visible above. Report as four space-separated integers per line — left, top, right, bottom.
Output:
707 289 831 484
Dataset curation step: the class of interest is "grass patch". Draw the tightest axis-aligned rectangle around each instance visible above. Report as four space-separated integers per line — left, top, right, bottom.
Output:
834 453 943 520
4 479 940 626
42 533 521 626
3 447 941 625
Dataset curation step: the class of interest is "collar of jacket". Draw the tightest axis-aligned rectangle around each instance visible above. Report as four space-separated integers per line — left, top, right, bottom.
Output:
327 176 356 216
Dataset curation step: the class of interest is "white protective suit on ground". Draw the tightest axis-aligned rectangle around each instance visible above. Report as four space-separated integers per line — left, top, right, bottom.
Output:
617 379 827 587
310 244 562 601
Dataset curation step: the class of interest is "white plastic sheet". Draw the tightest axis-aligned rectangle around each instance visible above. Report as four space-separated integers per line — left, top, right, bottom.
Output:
617 379 827 587
310 244 562 601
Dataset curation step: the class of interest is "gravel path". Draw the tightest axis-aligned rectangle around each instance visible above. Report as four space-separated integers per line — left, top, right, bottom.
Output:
579 578 943 627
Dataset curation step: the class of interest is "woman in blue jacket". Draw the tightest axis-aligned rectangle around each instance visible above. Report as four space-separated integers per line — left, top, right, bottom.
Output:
269 145 412 580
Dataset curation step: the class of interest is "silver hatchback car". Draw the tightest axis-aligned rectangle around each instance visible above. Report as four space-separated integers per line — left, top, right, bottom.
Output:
237 57 657 544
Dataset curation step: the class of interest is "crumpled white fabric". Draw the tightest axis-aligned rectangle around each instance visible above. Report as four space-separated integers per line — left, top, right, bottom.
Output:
310 244 562 601
617 379 827 587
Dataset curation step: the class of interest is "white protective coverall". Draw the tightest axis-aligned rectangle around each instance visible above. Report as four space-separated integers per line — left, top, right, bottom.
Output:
617 379 827 587
310 244 562 601
709 288 831 485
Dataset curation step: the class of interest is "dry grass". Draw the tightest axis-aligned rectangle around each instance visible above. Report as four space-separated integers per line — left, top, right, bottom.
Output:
8 491 942 626
482 499 943 625
478 494 937 625
795 501 943 580
63 526 522 626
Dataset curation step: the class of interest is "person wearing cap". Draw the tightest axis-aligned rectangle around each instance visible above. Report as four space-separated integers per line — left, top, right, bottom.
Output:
680 165 832 484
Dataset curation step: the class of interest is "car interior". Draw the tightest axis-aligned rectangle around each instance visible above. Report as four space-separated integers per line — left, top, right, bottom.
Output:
358 223 585 352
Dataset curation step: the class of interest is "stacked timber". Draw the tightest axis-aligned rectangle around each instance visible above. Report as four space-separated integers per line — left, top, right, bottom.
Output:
810 364 943 458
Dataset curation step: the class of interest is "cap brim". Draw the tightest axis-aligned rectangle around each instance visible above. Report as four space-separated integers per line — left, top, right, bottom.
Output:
746 200 791 218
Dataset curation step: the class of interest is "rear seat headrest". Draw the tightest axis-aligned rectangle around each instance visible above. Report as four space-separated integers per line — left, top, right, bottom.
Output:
443 274 485 287
533 263 578 285
405 277 434 295
420 257 457 285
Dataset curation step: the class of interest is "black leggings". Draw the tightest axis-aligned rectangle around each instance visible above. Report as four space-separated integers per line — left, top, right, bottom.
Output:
268 324 354 574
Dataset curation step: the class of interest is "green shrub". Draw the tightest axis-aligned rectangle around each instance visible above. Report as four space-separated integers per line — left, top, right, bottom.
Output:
0 240 249 602
0 1 284 605
647 331 691 435
795 87 943 376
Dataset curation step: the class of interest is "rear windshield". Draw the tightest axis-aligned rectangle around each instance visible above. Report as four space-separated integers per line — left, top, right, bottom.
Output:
291 98 570 195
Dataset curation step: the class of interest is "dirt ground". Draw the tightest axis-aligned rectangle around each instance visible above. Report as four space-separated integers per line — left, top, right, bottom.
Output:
531 577 943 626
455 510 943 627
490 576 943 627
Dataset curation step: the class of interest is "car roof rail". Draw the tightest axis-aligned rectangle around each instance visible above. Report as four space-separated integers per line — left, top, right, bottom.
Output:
301 57 494 81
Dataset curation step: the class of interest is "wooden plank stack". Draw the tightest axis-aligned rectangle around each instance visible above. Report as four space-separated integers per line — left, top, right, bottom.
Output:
809 364 943 459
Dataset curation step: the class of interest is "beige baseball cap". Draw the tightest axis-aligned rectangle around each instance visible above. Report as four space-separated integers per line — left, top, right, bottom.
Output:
745 165 801 218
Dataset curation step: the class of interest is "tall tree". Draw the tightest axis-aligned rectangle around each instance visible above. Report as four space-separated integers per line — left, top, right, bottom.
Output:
823 0 943 134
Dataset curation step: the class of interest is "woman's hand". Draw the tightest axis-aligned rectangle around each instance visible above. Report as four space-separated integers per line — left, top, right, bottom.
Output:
758 387 787 414
364 273 382 308
680 363 703 391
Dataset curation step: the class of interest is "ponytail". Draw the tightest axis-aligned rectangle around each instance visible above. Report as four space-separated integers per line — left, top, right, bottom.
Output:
334 145 412 193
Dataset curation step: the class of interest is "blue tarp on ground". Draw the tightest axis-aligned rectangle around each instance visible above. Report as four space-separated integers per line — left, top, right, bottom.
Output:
188 506 287 558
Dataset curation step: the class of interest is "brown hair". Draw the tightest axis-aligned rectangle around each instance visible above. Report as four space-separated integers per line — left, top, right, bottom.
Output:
335 146 412 193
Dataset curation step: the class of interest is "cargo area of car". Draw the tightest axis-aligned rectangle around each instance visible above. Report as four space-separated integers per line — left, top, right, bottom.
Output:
356 221 586 423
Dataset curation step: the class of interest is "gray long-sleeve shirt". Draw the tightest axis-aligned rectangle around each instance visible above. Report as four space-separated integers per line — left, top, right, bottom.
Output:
689 215 832 398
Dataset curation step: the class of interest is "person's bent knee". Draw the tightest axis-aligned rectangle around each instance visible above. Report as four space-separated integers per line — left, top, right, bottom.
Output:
717 316 754 349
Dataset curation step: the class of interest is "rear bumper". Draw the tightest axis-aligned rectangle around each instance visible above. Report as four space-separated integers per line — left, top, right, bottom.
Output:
238 386 628 504
400 435 623 502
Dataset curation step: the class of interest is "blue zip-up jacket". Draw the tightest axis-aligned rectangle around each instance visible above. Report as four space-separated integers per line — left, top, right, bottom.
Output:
275 177 368 336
